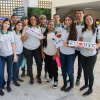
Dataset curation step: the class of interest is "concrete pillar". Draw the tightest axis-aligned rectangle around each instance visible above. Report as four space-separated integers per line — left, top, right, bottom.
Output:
23 0 38 16
51 3 56 19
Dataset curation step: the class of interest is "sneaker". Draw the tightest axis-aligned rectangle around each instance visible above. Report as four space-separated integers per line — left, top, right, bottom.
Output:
45 78 53 84
64 86 73 92
76 79 80 86
7 86 12 92
0 89 4 96
21 72 25 77
53 82 57 89
80 85 88 91
17 78 24 82
61 84 67 91
13 81 20 86
83 89 93 96
45 72 49 79
29 78 34 84
2 81 6 89
36 75 42 84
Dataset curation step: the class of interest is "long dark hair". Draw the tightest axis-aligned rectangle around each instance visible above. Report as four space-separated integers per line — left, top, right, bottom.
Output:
65 15 77 42
14 20 23 33
82 14 96 34
43 20 54 47
1 18 12 31
28 15 39 26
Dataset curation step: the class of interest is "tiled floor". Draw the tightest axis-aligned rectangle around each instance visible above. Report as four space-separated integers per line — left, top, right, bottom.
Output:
0 52 100 100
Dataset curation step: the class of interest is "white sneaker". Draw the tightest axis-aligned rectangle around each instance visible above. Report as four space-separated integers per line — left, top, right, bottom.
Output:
53 82 57 89
45 78 53 84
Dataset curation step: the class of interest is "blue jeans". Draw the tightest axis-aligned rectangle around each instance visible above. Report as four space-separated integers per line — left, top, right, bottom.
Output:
60 52 75 87
13 53 23 82
0 57 3 89
1 55 13 86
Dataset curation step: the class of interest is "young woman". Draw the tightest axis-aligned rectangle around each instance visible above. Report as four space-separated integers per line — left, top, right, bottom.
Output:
0 18 18 93
58 15 77 92
21 16 29 77
21 15 45 84
79 14 100 96
41 20 58 88
13 20 23 86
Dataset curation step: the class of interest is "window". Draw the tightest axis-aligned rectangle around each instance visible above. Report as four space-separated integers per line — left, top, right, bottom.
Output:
0 0 23 18
38 1 52 9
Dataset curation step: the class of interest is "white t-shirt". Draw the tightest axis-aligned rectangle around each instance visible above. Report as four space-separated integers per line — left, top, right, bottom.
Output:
80 29 100 57
0 31 15 57
60 29 75 55
13 31 23 54
75 22 84 51
43 32 57 55
22 26 41 50
40 25 47 44
40 25 47 34
11 24 15 30
55 23 63 33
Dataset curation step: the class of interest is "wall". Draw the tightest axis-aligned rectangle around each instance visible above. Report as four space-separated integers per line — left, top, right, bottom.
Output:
61 9 100 21
84 10 100 19
23 0 38 16
40 0 100 18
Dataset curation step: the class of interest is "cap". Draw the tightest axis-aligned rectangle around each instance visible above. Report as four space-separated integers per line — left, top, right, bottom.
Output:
21 16 28 20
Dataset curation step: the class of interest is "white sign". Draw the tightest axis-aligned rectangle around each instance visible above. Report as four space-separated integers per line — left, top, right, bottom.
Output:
53 33 63 48
27 28 43 39
69 40 96 49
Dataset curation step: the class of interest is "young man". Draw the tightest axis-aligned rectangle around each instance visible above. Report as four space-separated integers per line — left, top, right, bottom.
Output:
11 14 18 30
39 15 48 78
39 15 47 34
53 14 64 33
21 16 28 28
21 16 29 77
75 10 85 86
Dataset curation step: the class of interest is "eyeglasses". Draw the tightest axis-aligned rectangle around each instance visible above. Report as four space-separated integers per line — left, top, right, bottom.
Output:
30 19 36 21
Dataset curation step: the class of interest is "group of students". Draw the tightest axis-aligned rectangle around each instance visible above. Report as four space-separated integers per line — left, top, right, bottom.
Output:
0 9 100 97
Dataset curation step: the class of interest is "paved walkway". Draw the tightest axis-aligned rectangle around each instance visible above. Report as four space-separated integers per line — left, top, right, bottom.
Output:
0 52 100 100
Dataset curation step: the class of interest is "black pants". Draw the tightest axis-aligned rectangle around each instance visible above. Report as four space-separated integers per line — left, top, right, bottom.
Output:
23 46 42 79
75 50 82 80
44 53 58 82
80 54 97 90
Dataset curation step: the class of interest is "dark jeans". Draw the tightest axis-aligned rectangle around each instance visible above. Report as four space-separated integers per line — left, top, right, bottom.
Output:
75 50 82 80
1 55 13 86
23 46 42 79
0 57 3 89
60 52 75 87
80 54 97 90
44 53 58 82
13 53 23 82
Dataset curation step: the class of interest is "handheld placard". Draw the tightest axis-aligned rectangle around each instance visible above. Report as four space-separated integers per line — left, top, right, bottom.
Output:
27 28 43 39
